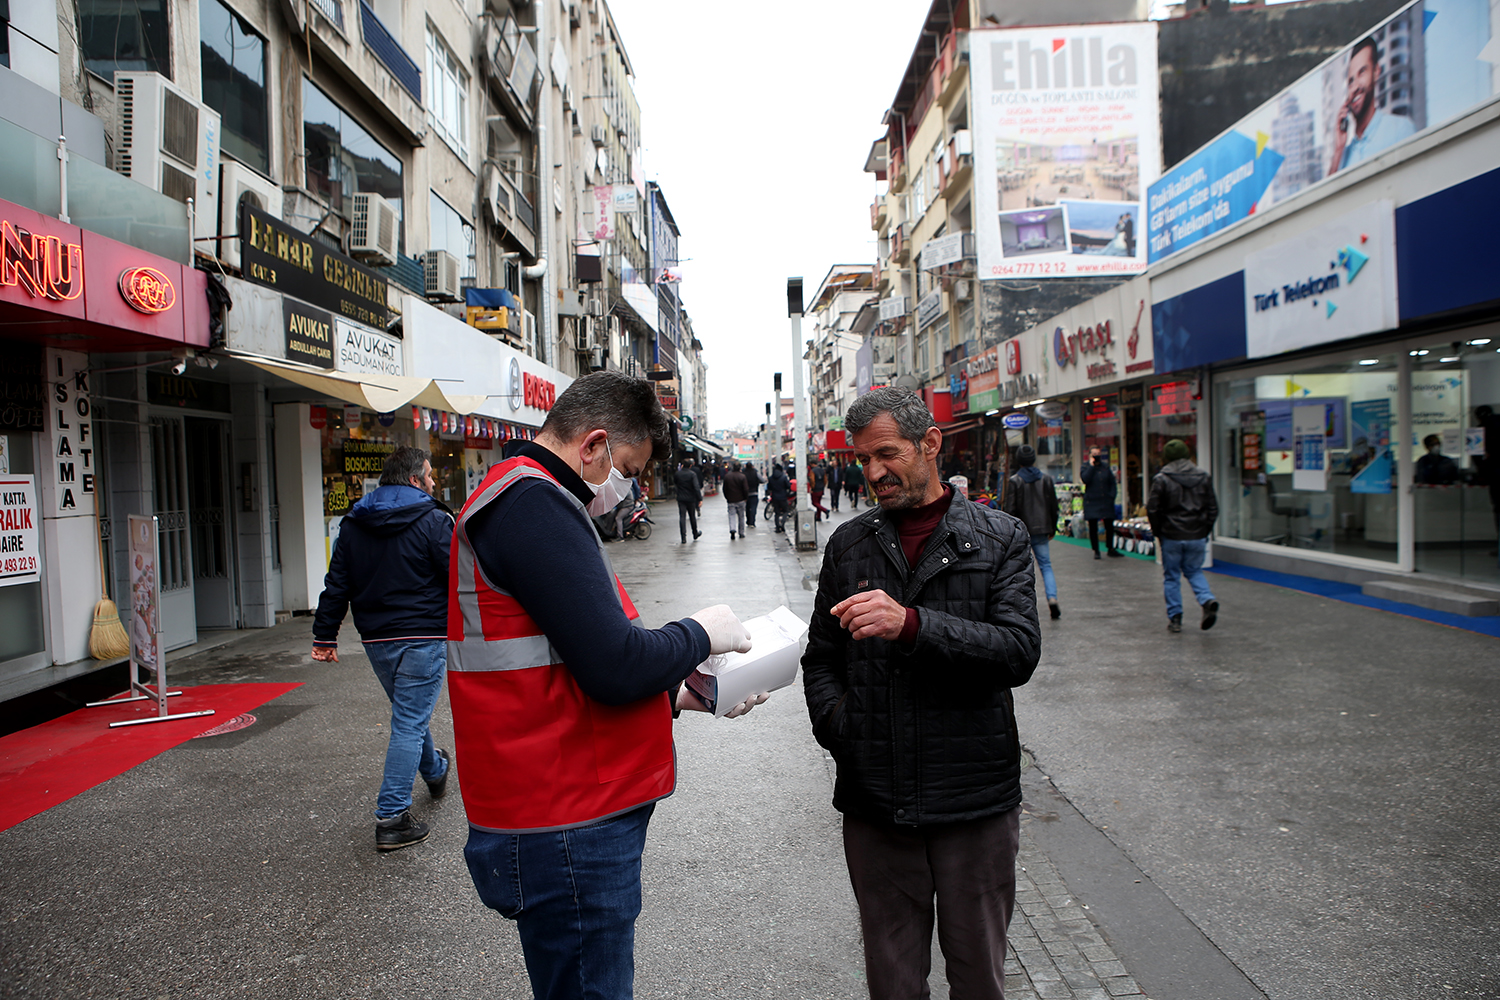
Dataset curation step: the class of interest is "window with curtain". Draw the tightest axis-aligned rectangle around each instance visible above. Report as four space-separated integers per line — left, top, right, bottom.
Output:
80 0 171 79
200 0 269 174
425 26 469 156
302 77 404 250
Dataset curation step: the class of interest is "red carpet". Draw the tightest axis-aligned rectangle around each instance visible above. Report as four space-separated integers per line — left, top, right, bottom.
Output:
0 682 302 833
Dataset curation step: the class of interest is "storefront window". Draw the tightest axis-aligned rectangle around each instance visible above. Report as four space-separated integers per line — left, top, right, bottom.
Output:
1146 379 1199 482
1214 356 1400 563
1035 409 1072 484
1083 395 1131 508
1409 339 1499 582
0 430 45 664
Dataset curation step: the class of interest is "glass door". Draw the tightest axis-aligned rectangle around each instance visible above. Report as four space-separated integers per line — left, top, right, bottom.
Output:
149 415 198 650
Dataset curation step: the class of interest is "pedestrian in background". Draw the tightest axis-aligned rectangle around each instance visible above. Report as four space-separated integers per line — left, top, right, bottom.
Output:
803 387 1041 1000
810 460 830 522
723 460 749 540
827 460 842 512
1147 438 1220 633
843 459 864 509
447 371 764 1000
312 446 453 852
768 463 791 533
1003 444 1062 620
1080 446 1122 559
743 460 762 528
675 456 703 543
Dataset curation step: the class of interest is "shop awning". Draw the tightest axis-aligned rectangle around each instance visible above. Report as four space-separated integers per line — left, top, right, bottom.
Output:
241 356 489 414
938 417 983 435
681 432 730 458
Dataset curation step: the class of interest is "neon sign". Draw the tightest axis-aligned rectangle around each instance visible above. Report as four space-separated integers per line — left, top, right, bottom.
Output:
118 266 176 314
0 220 82 301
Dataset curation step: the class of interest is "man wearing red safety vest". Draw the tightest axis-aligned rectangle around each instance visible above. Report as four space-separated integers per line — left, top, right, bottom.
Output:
449 371 763 1000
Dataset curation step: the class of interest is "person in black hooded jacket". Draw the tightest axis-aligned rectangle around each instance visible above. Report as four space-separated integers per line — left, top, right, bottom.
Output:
1146 438 1220 633
312 446 454 851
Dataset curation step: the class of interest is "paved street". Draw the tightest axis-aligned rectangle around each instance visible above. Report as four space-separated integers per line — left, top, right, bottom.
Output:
1 499 1496 1000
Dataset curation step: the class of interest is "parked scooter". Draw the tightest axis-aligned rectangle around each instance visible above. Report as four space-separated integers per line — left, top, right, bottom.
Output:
593 496 654 541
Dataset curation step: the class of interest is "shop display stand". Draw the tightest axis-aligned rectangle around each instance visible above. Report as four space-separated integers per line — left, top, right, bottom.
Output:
85 515 214 728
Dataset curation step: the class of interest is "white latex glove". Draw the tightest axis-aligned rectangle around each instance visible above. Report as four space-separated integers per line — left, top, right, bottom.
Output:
687 604 753 655
724 692 770 719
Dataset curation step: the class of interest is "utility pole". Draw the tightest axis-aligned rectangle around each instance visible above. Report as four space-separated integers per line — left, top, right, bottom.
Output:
789 278 815 550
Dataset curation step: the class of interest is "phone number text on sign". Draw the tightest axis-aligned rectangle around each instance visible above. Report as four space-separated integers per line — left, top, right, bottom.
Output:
0 475 41 587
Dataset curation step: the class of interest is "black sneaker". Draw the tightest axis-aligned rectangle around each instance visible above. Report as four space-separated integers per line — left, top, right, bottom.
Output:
1094 550 1101 560
1107 550 1124 558
375 811 429 852
1049 601 1061 620
425 749 450 799
1200 600 1220 631
1168 614 1182 633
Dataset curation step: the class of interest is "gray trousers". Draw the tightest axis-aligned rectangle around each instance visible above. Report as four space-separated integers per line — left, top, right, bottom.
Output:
727 500 746 536
843 806 1021 1000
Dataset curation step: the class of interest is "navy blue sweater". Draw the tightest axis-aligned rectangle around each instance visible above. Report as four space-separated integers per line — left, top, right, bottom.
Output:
461 441 711 706
313 484 453 644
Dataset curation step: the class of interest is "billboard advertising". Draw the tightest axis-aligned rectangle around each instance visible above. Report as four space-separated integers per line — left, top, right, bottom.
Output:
1147 0 1496 263
970 22 1160 279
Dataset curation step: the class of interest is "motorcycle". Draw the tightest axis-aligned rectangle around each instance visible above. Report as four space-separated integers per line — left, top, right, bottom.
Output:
593 496 654 541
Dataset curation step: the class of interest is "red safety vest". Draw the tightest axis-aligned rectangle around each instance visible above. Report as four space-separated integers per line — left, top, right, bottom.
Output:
446 457 675 833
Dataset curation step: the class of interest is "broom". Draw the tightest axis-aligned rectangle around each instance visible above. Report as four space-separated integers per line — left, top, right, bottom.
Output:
89 496 129 660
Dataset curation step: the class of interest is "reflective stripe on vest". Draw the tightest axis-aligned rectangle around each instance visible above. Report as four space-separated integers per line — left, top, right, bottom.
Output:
446 456 673 834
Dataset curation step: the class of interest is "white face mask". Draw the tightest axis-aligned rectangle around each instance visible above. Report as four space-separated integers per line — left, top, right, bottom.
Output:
585 437 633 516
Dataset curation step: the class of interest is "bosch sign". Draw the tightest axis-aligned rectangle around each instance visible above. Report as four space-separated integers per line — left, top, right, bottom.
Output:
522 372 556 410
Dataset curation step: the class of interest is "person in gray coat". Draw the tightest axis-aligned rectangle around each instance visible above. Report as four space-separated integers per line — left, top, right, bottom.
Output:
1003 444 1061 619
1079 447 1122 559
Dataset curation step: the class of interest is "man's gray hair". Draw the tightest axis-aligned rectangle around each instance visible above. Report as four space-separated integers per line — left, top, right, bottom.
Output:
379 446 429 486
845 387 936 445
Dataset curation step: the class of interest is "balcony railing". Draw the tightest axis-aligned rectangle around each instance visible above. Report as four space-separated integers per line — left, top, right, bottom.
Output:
360 1 420 101
309 0 344 30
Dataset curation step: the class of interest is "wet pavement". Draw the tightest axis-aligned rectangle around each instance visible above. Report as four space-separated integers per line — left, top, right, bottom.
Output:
0 498 1495 999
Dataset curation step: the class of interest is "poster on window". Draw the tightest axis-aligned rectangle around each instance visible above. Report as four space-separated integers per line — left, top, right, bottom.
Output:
1147 0 1497 263
970 22 1159 279
128 514 161 672
0 475 39 588
1349 399 1393 493
1293 404 1331 491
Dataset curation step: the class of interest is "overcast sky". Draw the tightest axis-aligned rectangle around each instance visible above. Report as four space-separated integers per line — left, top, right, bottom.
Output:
607 0 933 433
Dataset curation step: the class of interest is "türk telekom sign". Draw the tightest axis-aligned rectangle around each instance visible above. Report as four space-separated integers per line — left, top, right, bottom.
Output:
0 197 208 346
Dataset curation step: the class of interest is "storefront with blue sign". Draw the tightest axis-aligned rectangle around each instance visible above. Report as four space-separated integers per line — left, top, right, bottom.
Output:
1148 86 1500 587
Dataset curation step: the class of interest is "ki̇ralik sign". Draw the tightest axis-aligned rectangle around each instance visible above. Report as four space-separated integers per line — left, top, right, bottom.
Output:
1243 200 1397 360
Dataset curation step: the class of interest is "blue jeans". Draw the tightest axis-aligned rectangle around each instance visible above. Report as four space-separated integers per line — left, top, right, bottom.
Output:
465 804 655 1000
1160 537 1216 618
364 638 448 819
1030 536 1057 601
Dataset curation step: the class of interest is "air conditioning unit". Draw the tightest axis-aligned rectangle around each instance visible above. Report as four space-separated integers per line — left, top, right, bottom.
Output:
219 161 282 270
114 72 221 244
953 129 973 157
954 279 972 301
588 346 603 370
350 192 399 266
590 124 607 147
422 250 462 301
586 297 605 317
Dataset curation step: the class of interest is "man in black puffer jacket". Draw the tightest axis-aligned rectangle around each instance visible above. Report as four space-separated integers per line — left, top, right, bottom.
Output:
313 446 454 851
802 388 1041 1000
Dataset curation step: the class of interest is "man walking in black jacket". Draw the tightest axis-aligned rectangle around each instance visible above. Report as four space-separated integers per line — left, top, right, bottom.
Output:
743 462 762 527
675 457 703 543
1147 438 1220 633
312 447 454 851
802 387 1042 1000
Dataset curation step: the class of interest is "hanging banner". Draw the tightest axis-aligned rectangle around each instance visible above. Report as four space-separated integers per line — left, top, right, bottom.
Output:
1147 0 1497 263
1349 398 1393 494
0 475 40 588
970 22 1159 279
1293 403 1330 491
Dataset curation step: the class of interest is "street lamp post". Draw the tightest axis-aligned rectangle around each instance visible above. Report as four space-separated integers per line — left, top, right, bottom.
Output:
789 278 816 550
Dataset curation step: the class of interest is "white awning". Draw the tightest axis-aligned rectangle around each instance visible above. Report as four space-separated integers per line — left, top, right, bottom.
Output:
241 356 489 414
681 432 729 458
